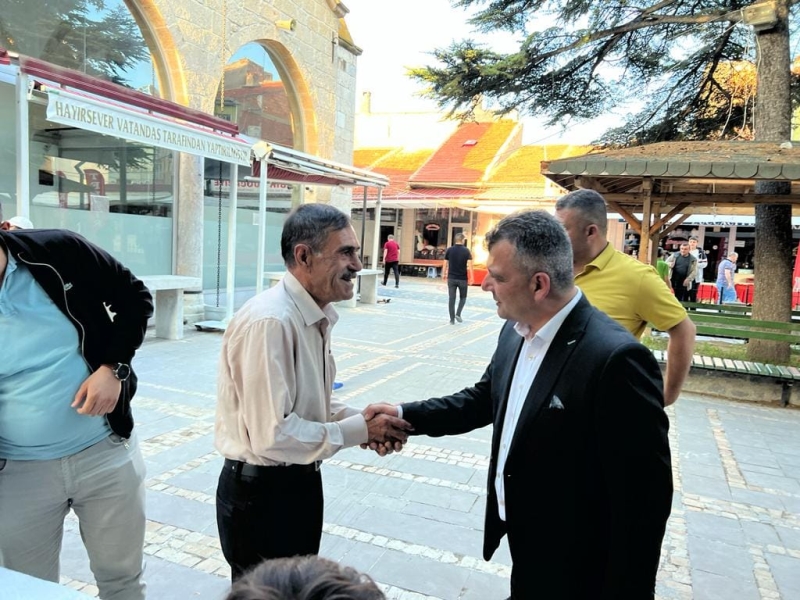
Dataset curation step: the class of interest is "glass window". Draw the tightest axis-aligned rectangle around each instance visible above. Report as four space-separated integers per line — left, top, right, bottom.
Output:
0 82 17 222
0 0 158 95
216 43 294 147
203 159 291 293
205 42 304 299
28 100 174 275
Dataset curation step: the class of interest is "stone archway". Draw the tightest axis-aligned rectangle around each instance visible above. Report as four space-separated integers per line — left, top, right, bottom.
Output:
124 0 185 104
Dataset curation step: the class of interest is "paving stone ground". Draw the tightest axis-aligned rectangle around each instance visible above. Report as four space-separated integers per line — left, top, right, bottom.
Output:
57 277 800 599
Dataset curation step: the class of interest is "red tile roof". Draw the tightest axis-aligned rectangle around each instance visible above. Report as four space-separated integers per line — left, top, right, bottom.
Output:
488 144 596 185
352 148 436 199
409 120 519 185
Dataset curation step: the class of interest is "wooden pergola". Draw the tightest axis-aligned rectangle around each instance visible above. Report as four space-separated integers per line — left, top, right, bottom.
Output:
542 141 800 263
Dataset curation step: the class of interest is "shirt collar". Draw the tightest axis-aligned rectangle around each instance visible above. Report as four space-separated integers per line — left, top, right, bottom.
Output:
579 242 615 275
513 288 582 342
283 271 339 329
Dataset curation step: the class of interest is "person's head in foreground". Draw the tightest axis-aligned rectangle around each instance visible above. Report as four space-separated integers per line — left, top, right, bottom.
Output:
0 215 34 230
225 555 386 600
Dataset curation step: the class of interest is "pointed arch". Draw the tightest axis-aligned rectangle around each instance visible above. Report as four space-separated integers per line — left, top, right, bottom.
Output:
124 0 187 105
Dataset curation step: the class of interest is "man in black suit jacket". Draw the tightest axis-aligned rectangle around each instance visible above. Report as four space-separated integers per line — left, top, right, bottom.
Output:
366 210 673 599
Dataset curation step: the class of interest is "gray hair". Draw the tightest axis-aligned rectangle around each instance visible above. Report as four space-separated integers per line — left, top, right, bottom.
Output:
554 189 609 236
281 204 351 267
485 210 574 294
454 233 465 243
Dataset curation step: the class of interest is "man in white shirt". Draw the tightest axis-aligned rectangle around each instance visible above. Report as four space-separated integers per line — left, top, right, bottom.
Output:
364 210 672 599
215 203 411 580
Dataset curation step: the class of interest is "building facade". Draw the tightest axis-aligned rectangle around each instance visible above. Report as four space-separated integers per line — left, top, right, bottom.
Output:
0 0 360 319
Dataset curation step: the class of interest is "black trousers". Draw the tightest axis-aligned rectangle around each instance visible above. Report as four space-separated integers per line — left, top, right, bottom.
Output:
448 278 468 319
216 461 323 581
383 261 399 285
671 278 691 302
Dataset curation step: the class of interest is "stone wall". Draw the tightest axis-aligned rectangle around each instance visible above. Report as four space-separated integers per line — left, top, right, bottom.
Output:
132 0 360 322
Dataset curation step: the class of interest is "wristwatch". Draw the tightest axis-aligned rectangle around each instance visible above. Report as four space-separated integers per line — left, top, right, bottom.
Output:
108 363 131 382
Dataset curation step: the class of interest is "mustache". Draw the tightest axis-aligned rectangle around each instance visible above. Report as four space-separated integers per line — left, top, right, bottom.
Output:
341 270 358 281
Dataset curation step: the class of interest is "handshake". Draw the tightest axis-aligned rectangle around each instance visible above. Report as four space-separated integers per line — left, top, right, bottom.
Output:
361 403 414 456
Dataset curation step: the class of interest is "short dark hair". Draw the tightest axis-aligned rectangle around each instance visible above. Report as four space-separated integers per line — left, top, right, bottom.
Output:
225 556 385 600
485 210 574 294
554 189 609 235
281 204 351 267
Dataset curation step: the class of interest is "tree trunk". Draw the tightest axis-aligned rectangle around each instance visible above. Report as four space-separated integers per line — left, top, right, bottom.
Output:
748 0 793 364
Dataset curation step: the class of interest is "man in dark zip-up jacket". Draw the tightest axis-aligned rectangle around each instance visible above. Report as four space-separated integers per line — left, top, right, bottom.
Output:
0 228 153 599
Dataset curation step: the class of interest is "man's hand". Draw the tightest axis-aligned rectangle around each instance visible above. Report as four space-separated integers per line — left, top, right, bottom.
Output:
72 367 122 416
362 403 412 455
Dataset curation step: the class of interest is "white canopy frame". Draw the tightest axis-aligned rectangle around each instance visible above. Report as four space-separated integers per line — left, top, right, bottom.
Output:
197 140 389 330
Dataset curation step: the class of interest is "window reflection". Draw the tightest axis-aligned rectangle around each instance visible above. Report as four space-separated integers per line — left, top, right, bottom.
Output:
215 43 294 147
0 0 157 94
28 101 174 274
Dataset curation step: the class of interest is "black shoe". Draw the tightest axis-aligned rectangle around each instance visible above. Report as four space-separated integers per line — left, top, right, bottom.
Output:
395 285 399 288
450 319 455 325
455 315 463 323
381 282 386 286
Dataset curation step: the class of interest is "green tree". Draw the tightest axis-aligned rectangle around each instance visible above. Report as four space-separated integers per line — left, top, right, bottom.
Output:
0 0 149 86
413 0 799 362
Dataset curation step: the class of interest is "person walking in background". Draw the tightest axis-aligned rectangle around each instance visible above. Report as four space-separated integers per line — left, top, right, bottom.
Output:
443 233 473 324
365 210 672 599
0 228 153 599
717 251 739 304
554 189 695 407
225 556 385 600
215 204 411 581
687 236 708 302
381 234 400 288
667 242 697 302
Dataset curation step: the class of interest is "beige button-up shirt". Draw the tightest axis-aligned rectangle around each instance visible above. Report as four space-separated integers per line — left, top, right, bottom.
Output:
215 271 368 466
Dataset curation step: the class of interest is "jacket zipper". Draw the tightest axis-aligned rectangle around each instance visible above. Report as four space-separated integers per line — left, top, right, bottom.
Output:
17 254 89 367
17 254 114 432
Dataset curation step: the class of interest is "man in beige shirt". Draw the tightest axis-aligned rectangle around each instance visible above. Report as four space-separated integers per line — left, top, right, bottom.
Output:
215 203 411 580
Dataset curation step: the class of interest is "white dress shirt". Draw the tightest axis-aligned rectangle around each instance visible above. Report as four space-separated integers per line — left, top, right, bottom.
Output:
494 289 582 521
215 271 368 466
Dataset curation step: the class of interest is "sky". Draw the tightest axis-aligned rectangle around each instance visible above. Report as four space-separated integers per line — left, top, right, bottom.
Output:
344 0 625 145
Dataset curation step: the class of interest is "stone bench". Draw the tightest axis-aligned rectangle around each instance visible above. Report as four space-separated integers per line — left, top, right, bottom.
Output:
358 268 382 304
139 275 201 340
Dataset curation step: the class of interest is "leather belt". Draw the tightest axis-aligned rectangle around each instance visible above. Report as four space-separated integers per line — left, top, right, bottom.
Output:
224 458 321 477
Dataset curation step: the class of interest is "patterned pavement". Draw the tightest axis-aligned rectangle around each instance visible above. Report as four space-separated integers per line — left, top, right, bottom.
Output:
54 277 800 599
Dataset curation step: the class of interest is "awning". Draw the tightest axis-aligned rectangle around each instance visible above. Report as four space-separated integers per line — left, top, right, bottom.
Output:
351 187 484 210
250 142 389 188
45 87 251 166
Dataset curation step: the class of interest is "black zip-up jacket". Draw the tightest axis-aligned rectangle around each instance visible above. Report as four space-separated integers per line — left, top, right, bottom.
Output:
0 229 154 438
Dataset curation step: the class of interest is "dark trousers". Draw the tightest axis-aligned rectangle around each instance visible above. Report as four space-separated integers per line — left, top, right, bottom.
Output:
671 279 691 302
383 261 399 286
686 283 698 302
448 278 468 319
216 461 323 581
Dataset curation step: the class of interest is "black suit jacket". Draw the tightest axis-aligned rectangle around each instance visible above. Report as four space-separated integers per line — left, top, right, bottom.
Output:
401 295 672 599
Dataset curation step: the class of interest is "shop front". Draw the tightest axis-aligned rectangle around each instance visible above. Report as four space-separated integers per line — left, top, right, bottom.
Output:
0 53 251 278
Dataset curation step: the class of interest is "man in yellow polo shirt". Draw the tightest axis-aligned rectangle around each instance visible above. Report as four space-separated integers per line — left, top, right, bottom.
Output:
555 189 696 406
